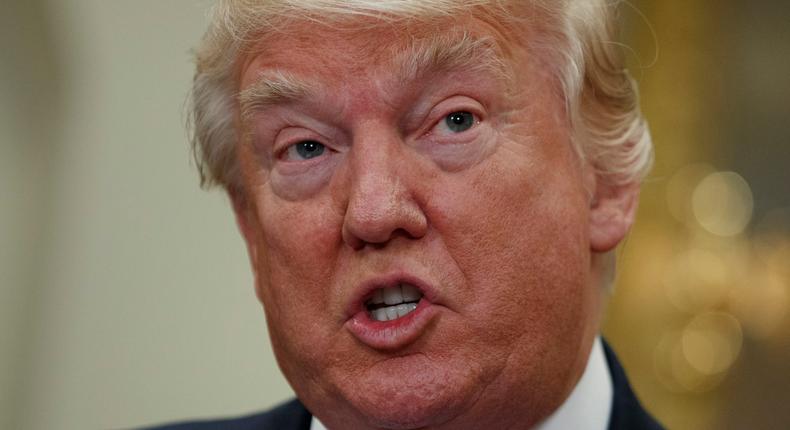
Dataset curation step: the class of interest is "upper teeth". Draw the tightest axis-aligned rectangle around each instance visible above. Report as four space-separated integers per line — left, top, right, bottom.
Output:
367 283 423 322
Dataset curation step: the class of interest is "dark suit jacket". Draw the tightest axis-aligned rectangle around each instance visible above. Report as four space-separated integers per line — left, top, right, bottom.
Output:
146 342 663 430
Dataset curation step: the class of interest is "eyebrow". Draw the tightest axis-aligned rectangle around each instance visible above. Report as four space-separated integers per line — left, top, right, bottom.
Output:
238 32 512 121
238 70 314 122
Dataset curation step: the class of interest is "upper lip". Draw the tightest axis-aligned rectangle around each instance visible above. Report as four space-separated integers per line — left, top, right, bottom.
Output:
345 271 437 319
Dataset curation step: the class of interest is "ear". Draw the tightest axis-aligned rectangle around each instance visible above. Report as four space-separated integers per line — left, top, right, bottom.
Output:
589 180 641 253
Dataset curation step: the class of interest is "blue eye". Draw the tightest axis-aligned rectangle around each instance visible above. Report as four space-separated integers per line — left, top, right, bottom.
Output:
444 111 475 133
287 140 326 160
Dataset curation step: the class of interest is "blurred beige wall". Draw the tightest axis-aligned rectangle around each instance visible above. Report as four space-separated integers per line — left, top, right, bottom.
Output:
2 2 292 429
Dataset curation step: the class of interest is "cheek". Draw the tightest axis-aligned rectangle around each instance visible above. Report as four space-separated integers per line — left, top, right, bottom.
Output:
253 191 342 336
431 144 591 340
251 192 358 392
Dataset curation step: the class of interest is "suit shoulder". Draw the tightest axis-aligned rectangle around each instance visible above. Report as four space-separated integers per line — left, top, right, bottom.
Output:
142 398 311 430
603 341 665 430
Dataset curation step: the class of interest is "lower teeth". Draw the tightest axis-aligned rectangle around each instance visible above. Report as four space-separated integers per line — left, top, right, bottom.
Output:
370 303 418 322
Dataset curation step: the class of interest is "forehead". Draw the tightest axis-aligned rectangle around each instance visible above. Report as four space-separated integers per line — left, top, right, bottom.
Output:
237 12 527 88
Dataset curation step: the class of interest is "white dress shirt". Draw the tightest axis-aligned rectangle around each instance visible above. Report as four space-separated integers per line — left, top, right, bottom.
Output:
311 338 612 430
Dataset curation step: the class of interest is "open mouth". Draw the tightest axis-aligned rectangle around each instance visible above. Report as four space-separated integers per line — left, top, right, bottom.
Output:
365 283 423 322
347 275 438 350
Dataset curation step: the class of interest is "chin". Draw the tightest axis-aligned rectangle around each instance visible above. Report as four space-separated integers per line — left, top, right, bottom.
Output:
329 357 484 429
349 387 467 429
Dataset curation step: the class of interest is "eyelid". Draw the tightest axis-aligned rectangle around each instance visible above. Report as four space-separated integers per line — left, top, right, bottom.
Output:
421 97 486 138
435 111 479 135
273 127 332 161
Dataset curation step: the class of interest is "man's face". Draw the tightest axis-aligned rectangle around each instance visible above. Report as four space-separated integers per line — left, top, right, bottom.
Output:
234 15 608 430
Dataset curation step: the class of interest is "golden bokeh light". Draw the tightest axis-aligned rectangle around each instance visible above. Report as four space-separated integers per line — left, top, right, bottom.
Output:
691 171 754 237
730 268 789 340
653 329 727 393
652 313 742 394
663 248 731 312
666 163 716 224
681 312 743 375
603 1 790 428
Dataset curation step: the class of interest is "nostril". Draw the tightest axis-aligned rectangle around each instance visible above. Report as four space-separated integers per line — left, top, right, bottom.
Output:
341 214 395 249
341 204 428 250
342 229 363 250
342 227 422 250
341 222 367 250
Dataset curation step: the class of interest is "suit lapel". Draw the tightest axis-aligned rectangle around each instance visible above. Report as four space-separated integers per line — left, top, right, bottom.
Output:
603 340 665 430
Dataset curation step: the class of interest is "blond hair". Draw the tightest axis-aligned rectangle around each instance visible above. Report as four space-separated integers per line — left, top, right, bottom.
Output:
188 0 652 190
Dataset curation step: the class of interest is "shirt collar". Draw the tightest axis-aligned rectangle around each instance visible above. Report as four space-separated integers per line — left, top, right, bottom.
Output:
535 337 613 430
311 337 612 430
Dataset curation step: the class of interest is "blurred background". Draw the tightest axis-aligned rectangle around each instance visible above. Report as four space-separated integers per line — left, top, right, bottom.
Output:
1 1 788 429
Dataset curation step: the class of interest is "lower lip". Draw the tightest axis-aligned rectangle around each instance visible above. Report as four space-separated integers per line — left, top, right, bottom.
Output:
345 299 438 350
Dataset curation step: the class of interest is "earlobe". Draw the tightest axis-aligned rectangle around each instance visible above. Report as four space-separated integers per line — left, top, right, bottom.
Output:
589 181 640 253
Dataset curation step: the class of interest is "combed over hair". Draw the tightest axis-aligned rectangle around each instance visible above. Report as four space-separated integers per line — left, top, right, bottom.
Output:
188 0 652 190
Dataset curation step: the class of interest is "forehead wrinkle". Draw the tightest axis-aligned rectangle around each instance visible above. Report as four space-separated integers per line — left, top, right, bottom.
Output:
392 31 514 89
238 70 315 122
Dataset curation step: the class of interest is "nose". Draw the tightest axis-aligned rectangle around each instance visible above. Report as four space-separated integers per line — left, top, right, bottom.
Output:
340 134 428 250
